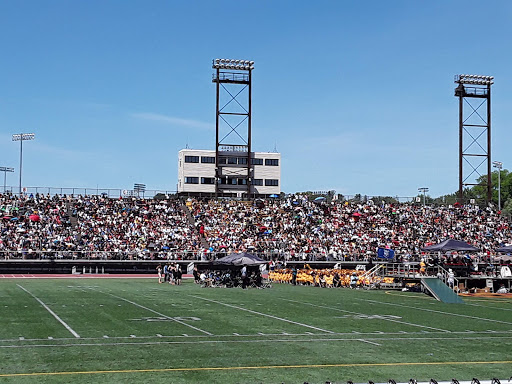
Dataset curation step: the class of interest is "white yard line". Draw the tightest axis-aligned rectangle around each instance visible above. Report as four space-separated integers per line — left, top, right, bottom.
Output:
191 295 335 334
0 334 511 349
92 289 213 336
16 284 80 339
361 298 512 326
283 298 451 333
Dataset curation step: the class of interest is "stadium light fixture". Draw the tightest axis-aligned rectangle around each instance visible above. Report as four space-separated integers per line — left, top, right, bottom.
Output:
454 74 494 85
493 161 503 210
12 133 35 195
418 187 429 207
0 166 14 193
212 58 255 70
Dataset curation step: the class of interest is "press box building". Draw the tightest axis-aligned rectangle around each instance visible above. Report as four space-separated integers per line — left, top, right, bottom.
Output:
178 149 281 198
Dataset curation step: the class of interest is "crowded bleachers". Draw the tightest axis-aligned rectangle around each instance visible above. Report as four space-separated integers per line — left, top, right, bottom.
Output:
1 193 512 264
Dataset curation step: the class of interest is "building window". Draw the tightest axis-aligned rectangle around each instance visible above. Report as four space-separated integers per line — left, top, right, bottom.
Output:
185 156 199 163
251 158 263 165
228 157 238 165
237 178 247 185
265 179 279 186
218 158 227 165
265 159 279 166
201 156 215 164
201 177 215 184
238 157 248 165
252 179 263 186
185 177 199 184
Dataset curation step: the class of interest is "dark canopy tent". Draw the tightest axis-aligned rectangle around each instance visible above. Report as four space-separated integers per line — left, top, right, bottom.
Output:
421 239 479 252
213 252 266 266
496 245 512 253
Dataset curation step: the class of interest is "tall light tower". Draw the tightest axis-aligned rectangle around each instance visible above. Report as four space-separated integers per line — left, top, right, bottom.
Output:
454 74 493 204
12 133 35 195
0 167 14 193
493 161 503 210
212 58 254 198
418 187 429 206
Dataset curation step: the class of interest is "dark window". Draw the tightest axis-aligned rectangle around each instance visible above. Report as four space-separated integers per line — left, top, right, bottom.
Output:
265 179 279 186
238 157 248 165
185 156 199 163
201 156 215 164
218 158 227 165
185 177 199 184
237 178 247 185
252 179 263 186
251 158 263 165
201 177 215 184
228 157 238 165
265 159 279 166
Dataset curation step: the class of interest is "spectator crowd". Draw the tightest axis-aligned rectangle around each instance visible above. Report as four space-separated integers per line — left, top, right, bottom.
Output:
1 193 511 263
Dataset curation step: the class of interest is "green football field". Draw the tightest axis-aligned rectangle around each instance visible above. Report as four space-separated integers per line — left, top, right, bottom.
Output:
0 278 511 384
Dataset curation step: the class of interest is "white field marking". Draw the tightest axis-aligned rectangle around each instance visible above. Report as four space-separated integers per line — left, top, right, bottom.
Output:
358 339 381 346
191 295 336 334
283 298 451 333
183 334 188 337
130 335 136 338
465 302 512 312
16 284 80 339
2 329 508 345
361 298 512 326
1 335 512 349
90 289 213 336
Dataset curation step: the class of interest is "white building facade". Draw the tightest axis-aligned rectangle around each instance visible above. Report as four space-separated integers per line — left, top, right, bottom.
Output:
178 149 281 198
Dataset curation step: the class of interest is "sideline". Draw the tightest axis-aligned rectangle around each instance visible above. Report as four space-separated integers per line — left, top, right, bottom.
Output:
1 360 511 378
16 284 81 339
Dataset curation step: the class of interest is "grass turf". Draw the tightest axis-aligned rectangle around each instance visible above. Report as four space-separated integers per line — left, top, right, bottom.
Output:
0 278 511 383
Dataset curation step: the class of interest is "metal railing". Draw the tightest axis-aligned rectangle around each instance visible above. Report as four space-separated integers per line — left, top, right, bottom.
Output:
1 187 177 199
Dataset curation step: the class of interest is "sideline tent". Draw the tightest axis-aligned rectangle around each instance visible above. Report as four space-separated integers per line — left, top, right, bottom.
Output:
496 245 512 253
213 252 266 266
421 239 479 252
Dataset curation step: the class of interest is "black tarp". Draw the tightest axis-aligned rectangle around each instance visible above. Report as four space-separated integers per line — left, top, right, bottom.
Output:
213 252 266 266
421 239 479 252
496 245 512 253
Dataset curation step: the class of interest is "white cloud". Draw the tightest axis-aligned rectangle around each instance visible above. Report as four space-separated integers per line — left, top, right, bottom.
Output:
131 112 214 130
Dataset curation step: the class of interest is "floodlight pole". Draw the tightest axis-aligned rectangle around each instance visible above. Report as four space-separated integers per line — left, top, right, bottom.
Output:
12 133 35 195
418 187 429 206
0 167 14 193
493 161 502 210
454 74 493 204
212 58 254 199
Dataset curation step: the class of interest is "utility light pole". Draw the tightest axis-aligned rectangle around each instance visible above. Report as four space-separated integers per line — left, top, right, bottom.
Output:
493 161 503 210
12 133 35 195
0 167 14 193
418 187 429 207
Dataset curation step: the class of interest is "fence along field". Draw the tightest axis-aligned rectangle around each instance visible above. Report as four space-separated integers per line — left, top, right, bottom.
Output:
0 278 511 383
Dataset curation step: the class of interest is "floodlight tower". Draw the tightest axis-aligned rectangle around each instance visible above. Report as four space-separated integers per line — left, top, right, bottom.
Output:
0 167 14 193
454 74 493 204
492 161 502 210
12 133 35 195
212 58 254 198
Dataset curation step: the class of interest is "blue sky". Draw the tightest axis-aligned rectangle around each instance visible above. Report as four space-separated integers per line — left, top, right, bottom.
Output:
0 1 511 197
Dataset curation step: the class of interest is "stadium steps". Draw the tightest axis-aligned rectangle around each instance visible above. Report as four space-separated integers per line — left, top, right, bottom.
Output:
179 200 210 249
421 277 464 304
